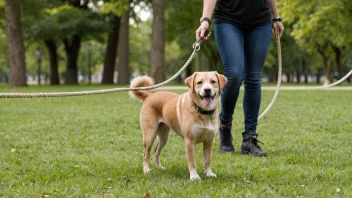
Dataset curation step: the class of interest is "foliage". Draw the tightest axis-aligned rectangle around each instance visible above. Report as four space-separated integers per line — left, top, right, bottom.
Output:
281 0 352 51
165 0 213 73
0 0 5 28
1 0 352 84
78 41 106 76
0 85 351 196
99 0 130 16
280 0 352 75
129 20 152 75
29 5 110 42
0 28 8 69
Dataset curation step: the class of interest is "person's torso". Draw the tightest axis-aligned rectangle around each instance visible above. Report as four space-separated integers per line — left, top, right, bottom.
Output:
214 0 272 26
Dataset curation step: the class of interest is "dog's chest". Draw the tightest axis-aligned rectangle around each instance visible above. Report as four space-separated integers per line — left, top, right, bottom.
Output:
191 123 217 143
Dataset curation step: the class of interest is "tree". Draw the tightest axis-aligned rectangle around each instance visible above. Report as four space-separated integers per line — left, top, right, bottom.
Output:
101 15 121 84
31 3 110 84
44 39 60 84
20 0 61 85
63 0 88 84
280 0 352 83
100 0 130 84
150 0 165 83
4 0 27 87
117 10 130 84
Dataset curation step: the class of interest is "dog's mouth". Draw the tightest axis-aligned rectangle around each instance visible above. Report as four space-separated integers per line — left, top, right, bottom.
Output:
199 93 216 106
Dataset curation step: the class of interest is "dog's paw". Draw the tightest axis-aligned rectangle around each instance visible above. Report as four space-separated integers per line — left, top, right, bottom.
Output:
156 165 165 170
190 174 201 181
143 167 151 174
204 171 217 178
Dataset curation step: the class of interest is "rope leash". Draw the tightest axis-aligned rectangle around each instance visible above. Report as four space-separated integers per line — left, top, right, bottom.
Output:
257 34 352 119
258 33 282 120
303 69 352 90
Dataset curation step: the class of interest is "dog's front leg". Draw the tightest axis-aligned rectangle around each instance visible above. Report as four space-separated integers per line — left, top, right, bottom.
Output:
203 137 216 178
185 137 200 180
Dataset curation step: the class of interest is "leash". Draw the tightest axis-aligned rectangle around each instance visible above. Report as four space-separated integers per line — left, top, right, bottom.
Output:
257 33 352 119
0 33 208 98
301 69 352 90
258 33 282 120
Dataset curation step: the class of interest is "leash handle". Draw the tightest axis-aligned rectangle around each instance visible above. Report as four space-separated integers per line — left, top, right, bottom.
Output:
201 30 210 40
198 30 210 42
193 30 210 51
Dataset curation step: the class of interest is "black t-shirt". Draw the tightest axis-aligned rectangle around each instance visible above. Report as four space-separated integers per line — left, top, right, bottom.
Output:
214 0 272 26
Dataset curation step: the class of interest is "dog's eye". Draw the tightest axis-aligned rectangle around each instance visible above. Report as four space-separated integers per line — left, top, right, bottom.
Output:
211 80 216 84
197 81 202 85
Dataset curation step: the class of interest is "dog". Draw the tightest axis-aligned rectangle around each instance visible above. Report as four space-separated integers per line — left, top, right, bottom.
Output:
129 71 227 180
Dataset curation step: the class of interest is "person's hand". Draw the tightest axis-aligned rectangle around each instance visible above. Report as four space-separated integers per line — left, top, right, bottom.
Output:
196 21 211 41
272 21 284 38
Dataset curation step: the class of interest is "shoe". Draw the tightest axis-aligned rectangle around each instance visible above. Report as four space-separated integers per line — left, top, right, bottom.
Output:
240 134 267 156
219 121 235 153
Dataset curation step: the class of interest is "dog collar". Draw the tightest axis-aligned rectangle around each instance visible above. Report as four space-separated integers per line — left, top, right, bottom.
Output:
192 101 216 116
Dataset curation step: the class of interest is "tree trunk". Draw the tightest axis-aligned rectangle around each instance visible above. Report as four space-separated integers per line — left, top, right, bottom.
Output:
44 39 60 85
286 73 291 83
63 35 81 84
102 15 121 84
4 0 27 87
317 45 330 84
302 59 308 83
117 11 130 85
321 55 330 83
316 68 321 84
296 67 301 83
271 65 277 83
150 0 165 83
331 44 342 79
265 67 275 83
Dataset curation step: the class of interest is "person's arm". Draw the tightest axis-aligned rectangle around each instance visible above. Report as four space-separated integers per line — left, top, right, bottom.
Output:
196 0 217 40
267 0 284 37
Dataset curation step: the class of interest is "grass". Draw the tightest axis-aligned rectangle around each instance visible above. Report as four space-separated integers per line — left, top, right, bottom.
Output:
0 84 351 197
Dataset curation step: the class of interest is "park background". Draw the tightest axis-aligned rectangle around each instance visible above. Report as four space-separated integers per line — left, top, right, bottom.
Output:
1 0 352 197
1 0 352 86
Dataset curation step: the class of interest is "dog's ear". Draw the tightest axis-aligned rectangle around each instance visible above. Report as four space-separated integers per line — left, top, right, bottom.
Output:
184 72 198 92
215 71 227 91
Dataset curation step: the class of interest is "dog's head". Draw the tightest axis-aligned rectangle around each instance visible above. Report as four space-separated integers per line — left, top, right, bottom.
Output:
185 71 227 110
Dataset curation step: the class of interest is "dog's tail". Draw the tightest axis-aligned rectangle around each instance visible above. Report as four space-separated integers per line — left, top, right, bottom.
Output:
129 75 155 102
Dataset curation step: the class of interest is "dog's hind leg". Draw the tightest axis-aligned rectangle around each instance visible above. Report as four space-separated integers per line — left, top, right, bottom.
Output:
142 120 158 174
154 123 170 169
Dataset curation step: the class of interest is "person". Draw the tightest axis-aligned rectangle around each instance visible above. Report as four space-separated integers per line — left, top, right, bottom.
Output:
196 0 284 156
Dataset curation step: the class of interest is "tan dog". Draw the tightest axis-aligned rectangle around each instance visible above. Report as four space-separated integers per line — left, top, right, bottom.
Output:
129 72 227 180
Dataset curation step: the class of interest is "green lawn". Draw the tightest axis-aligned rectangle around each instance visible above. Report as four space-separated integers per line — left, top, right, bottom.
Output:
1 85 351 197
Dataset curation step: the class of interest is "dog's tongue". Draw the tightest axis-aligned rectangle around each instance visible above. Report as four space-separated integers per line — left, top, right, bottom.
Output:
203 96 212 106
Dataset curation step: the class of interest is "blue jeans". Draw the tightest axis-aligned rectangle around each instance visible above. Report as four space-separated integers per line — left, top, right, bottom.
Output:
214 22 272 135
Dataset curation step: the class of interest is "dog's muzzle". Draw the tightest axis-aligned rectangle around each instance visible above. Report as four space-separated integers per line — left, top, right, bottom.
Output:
199 90 216 106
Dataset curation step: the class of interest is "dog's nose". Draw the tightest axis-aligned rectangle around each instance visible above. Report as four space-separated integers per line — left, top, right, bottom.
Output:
204 88 211 94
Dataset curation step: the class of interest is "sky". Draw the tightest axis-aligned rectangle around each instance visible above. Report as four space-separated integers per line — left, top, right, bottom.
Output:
133 2 151 21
